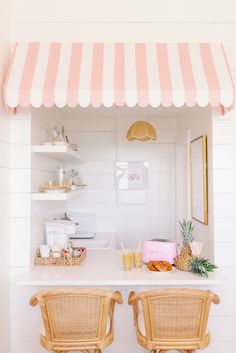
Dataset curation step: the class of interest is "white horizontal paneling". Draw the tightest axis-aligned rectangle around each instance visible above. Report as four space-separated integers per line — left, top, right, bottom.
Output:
146 129 177 144
214 169 236 193
149 158 175 173
79 146 116 161
10 194 31 218
214 242 236 267
11 317 40 341
65 117 116 132
10 218 30 244
10 242 30 268
76 161 114 175
10 119 31 144
117 190 147 204
193 341 236 353
66 131 116 147
149 172 175 188
214 218 236 242
68 189 116 205
31 121 50 145
0 219 9 248
0 140 11 168
147 187 175 202
31 153 58 172
147 144 176 159
213 145 236 169
11 144 31 169
209 316 236 341
214 193 236 218
213 119 236 144
116 204 175 233
83 174 114 189
0 194 11 219
147 116 177 129
11 342 45 353
0 167 11 193
117 143 147 161
0 106 11 144
210 289 236 317
11 169 31 193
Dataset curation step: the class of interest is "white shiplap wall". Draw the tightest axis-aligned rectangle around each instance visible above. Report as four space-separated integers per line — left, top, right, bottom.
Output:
10 108 67 353
65 106 177 246
0 1 10 351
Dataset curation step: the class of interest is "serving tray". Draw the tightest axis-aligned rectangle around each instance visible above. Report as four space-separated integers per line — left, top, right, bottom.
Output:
34 248 87 266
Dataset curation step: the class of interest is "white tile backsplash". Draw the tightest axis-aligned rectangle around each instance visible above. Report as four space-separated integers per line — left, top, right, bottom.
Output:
64 113 177 237
10 119 31 144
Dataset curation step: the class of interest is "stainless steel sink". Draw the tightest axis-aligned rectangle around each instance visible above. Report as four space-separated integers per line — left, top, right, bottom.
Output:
71 238 112 250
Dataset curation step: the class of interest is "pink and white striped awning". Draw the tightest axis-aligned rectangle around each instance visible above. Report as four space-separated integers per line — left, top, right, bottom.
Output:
4 42 235 108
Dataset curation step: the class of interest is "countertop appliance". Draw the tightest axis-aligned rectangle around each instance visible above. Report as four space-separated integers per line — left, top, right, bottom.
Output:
142 238 177 264
69 213 96 239
45 219 76 248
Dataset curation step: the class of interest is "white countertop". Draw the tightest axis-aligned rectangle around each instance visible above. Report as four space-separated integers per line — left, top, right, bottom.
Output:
17 250 224 286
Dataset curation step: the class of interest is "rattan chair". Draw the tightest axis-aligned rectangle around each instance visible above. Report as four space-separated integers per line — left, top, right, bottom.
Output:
128 288 220 353
30 288 123 353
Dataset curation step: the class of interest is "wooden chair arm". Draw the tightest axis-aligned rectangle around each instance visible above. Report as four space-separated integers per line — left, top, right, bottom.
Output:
128 291 140 328
106 291 123 341
212 293 220 305
128 291 137 305
29 294 39 307
112 291 123 305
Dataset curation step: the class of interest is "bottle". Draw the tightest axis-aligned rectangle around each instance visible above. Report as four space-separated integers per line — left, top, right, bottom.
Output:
57 165 65 186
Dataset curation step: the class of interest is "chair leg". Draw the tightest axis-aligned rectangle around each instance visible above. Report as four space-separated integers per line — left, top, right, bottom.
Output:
94 350 101 353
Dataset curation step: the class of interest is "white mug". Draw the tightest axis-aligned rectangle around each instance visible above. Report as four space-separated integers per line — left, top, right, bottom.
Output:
39 245 51 258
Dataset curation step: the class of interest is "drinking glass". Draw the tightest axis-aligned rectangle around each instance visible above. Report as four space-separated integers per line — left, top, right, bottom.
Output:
133 250 142 268
122 250 133 271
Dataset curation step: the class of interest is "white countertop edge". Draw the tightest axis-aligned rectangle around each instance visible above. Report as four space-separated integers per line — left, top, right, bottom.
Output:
17 279 225 286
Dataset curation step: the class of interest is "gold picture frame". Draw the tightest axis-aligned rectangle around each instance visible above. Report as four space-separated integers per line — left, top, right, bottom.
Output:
190 135 208 225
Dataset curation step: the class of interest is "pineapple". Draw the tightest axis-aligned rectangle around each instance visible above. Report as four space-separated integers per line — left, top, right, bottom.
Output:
174 219 194 271
189 257 217 277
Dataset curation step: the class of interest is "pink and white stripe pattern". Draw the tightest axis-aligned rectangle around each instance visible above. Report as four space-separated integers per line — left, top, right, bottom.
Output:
4 42 235 108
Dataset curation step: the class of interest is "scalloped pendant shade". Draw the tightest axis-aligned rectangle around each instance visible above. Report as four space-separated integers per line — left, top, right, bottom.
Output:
126 121 157 141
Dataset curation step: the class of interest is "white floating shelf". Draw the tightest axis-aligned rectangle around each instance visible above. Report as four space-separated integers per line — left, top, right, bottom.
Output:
32 145 85 163
32 186 86 201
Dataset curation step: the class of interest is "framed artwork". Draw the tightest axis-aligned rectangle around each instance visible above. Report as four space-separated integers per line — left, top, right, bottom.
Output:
115 162 149 190
190 135 208 225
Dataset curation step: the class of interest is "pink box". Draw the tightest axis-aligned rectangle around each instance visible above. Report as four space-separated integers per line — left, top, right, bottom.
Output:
142 239 177 264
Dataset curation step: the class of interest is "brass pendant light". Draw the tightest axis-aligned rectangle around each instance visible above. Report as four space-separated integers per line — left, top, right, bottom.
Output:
126 121 157 141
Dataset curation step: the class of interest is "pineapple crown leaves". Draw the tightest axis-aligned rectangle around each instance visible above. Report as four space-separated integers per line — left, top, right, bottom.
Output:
179 219 195 245
189 257 217 277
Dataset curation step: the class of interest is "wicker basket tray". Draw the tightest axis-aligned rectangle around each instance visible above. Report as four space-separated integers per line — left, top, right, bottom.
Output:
34 248 87 266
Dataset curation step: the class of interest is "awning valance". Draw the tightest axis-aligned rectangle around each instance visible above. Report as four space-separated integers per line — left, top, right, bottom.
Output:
4 42 235 108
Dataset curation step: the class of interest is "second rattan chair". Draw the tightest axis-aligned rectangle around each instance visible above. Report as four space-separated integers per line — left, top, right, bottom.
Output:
30 288 123 353
128 288 220 353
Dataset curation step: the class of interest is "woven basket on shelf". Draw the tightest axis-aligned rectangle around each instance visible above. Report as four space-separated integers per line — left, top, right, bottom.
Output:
34 248 87 266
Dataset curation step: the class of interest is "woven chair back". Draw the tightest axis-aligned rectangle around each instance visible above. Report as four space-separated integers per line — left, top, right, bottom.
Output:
36 289 112 342
140 289 214 343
